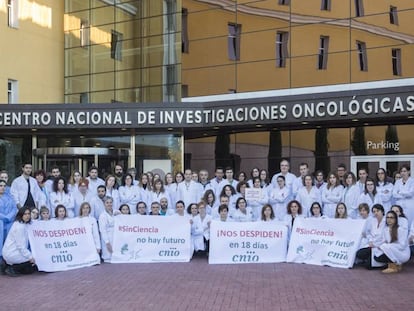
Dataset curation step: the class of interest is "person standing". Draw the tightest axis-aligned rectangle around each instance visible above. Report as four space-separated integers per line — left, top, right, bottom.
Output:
86 165 105 195
392 165 414 226
177 169 203 208
11 163 45 209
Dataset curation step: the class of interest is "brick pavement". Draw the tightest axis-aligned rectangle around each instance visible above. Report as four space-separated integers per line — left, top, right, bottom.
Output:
1 256 414 311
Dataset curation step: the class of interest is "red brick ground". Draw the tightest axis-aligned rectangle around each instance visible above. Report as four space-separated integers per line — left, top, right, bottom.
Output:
1 256 413 310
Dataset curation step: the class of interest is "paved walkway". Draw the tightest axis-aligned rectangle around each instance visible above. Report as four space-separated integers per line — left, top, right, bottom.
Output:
1 256 414 310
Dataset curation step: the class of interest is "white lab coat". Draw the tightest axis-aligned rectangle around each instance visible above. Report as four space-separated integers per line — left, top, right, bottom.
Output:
2 221 32 264
49 191 75 218
376 182 394 212
295 186 321 217
10 175 46 208
392 177 414 226
118 185 142 214
99 210 114 262
342 185 360 219
268 185 291 221
373 226 410 265
321 185 344 218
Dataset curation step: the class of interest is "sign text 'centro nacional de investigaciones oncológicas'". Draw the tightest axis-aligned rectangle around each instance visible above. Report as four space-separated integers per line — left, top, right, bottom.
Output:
0 93 413 129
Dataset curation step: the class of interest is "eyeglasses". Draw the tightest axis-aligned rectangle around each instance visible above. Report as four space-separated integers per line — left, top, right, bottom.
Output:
386 216 395 219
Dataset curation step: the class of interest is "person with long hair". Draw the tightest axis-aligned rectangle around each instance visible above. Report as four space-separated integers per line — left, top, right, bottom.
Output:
202 189 217 216
373 211 410 273
375 168 393 213
261 204 276 222
392 165 414 226
49 177 75 218
268 175 291 221
194 201 212 255
232 197 253 222
283 200 304 236
342 172 360 219
219 184 238 213
391 204 408 231
295 174 321 217
99 196 115 263
72 178 94 217
119 173 141 215
309 202 325 218
246 177 269 221
321 172 344 218
79 202 101 254
356 204 386 269
68 170 83 194
149 179 172 210
357 177 383 215
334 202 348 219
1 207 37 276
105 174 120 211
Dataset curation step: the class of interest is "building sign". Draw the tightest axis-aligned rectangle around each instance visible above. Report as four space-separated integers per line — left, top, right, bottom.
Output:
0 86 413 129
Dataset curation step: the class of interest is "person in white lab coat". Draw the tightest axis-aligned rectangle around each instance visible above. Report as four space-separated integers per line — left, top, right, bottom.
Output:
2 207 37 276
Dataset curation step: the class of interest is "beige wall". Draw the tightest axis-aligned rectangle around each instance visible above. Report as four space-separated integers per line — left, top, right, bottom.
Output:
182 0 414 96
0 0 64 103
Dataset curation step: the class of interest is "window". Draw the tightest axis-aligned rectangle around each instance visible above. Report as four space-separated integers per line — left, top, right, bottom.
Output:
321 0 331 11
389 6 398 25
7 80 18 104
111 30 123 61
181 84 188 98
356 41 368 71
165 0 176 31
276 31 289 68
228 23 241 61
355 0 364 17
80 20 89 48
166 64 177 98
80 93 89 104
318 36 329 70
392 49 401 76
7 0 18 28
182 8 189 53
278 0 290 5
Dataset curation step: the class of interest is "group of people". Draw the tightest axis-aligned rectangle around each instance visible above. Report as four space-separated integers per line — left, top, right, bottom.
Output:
0 159 413 276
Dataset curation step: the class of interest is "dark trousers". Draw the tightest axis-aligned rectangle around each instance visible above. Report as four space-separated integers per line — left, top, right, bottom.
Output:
374 254 392 263
356 247 372 268
8 261 37 274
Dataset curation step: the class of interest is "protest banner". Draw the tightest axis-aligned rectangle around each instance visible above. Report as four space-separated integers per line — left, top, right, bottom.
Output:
286 218 365 268
208 220 288 264
111 215 191 263
28 218 101 272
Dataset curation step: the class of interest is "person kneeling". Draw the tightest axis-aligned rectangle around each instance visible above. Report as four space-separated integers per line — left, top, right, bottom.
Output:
2 207 37 276
373 211 410 274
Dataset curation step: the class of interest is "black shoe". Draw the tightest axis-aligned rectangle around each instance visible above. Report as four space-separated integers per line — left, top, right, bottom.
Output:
5 266 19 277
0 260 6 275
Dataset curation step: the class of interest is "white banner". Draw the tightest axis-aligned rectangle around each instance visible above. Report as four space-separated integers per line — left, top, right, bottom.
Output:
28 218 101 272
208 221 288 264
245 188 262 201
111 215 191 263
286 218 365 268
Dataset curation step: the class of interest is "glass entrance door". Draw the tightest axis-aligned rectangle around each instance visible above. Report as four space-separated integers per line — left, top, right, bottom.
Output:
33 147 129 179
350 155 414 178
